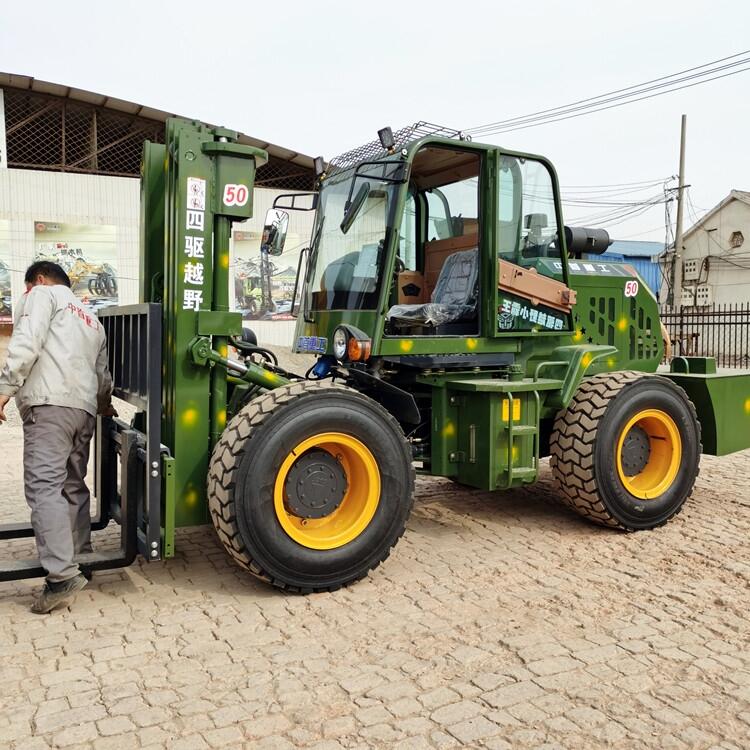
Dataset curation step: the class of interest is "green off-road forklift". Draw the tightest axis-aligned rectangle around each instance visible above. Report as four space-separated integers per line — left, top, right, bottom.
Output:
2 120 749 592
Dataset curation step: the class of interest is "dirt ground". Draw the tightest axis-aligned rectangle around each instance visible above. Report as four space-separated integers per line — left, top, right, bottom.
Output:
0 345 749 749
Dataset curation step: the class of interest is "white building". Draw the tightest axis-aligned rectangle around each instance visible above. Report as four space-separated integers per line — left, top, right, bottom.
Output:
0 73 316 345
662 190 750 307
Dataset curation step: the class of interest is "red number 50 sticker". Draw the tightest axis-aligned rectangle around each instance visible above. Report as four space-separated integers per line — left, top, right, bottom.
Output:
624 280 639 297
223 184 249 207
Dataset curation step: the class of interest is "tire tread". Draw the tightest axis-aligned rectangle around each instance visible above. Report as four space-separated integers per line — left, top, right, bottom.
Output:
207 380 415 592
549 371 701 530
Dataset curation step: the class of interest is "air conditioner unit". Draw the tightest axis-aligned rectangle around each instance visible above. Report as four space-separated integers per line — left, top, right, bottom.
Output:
683 258 700 281
695 285 713 307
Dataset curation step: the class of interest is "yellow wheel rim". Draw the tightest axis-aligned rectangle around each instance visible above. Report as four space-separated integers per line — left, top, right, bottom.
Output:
273 432 380 550
616 409 682 499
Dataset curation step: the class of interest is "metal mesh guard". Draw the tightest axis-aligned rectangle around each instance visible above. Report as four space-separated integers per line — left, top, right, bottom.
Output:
3 88 315 190
328 121 466 174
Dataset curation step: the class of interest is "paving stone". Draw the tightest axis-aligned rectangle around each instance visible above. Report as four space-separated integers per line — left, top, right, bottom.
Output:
483 681 545 709
355 704 392 726
418 687 461 710
430 700 484 726
201 725 244 747
97 716 137 736
526 656 584 676
447 715 501 743
35 706 106 734
51 722 99 747
322 716 356 738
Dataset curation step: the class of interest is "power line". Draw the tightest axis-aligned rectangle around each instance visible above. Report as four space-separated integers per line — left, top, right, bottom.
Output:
465 50 750 136
615 224 671 240
565 190 670 225
471 64 750 136
560 177 673 190
466 50 750 132
561 182 673 200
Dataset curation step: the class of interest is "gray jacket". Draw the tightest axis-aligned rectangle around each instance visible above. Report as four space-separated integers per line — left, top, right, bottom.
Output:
0 284 112 418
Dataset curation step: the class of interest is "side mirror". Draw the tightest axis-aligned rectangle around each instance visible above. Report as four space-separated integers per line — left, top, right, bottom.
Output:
261 209 289 256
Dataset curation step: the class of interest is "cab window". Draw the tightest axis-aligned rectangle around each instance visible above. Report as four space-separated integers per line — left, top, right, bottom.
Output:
498 156 561 266
497 155 569 334
386 146 481 337
426 178 479 241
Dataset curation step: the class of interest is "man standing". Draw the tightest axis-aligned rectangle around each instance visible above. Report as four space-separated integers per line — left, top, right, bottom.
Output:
0 261 115 614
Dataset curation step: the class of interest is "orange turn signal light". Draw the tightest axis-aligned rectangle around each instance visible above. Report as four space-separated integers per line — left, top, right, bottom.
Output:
347 337 371 361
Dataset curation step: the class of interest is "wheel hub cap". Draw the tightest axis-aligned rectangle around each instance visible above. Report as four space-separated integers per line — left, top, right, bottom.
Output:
284 449 348 519
620 424 651 476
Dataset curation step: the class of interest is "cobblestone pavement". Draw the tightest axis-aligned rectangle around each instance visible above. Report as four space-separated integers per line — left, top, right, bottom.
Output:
1 394 750 749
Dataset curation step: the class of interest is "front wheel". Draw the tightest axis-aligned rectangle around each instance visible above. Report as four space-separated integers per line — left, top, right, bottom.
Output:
550 371 701 530
208 381 415 591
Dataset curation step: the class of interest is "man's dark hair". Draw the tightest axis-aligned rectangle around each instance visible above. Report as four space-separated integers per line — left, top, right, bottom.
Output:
24 261 71 288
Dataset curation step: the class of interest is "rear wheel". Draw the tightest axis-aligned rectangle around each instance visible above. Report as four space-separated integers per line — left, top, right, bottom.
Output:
550 371 701 530
208 381 415 591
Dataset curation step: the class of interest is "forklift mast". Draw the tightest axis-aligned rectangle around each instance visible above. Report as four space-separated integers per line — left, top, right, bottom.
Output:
139 119 267 528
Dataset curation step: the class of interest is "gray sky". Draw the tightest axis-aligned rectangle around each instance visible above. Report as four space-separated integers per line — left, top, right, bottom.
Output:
2 0 749 242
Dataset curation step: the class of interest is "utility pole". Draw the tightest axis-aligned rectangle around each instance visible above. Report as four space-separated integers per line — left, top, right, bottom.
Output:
671 114 687 308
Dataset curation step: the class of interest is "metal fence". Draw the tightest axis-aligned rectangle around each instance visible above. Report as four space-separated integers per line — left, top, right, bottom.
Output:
660 303 750 368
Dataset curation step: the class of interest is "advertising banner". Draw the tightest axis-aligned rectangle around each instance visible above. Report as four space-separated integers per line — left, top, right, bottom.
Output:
0 219 11 324
34 221 118 311
231 226 304 321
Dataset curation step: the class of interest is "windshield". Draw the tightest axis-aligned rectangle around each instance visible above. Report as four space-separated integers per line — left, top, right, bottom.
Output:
305 163 399 313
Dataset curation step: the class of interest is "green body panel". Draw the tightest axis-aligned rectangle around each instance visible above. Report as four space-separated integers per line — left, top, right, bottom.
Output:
141 119 266 529
448 386 544 490
416 349 611 486
160 120 215 526
662 358 750 455
197 310 243 336
554 259 663 374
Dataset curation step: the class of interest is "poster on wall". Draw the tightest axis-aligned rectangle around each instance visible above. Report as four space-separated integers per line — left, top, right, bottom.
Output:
34 222 118 311
231 227 303 321
0 219 11 324
0 89 7 169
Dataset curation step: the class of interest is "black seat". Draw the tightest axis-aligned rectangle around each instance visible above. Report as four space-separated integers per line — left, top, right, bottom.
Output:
387 248 478 328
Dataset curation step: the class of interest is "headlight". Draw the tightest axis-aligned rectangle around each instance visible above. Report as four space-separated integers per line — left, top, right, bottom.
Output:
332 327 348 360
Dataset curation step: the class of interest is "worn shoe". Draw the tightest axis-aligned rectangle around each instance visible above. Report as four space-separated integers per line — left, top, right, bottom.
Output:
31 574 88 614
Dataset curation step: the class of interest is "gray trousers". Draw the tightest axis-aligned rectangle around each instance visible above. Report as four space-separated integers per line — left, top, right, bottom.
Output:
22 405 96 582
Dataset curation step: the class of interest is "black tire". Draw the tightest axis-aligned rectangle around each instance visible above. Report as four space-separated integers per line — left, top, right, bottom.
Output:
207 381 415 592
549 371 701 530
